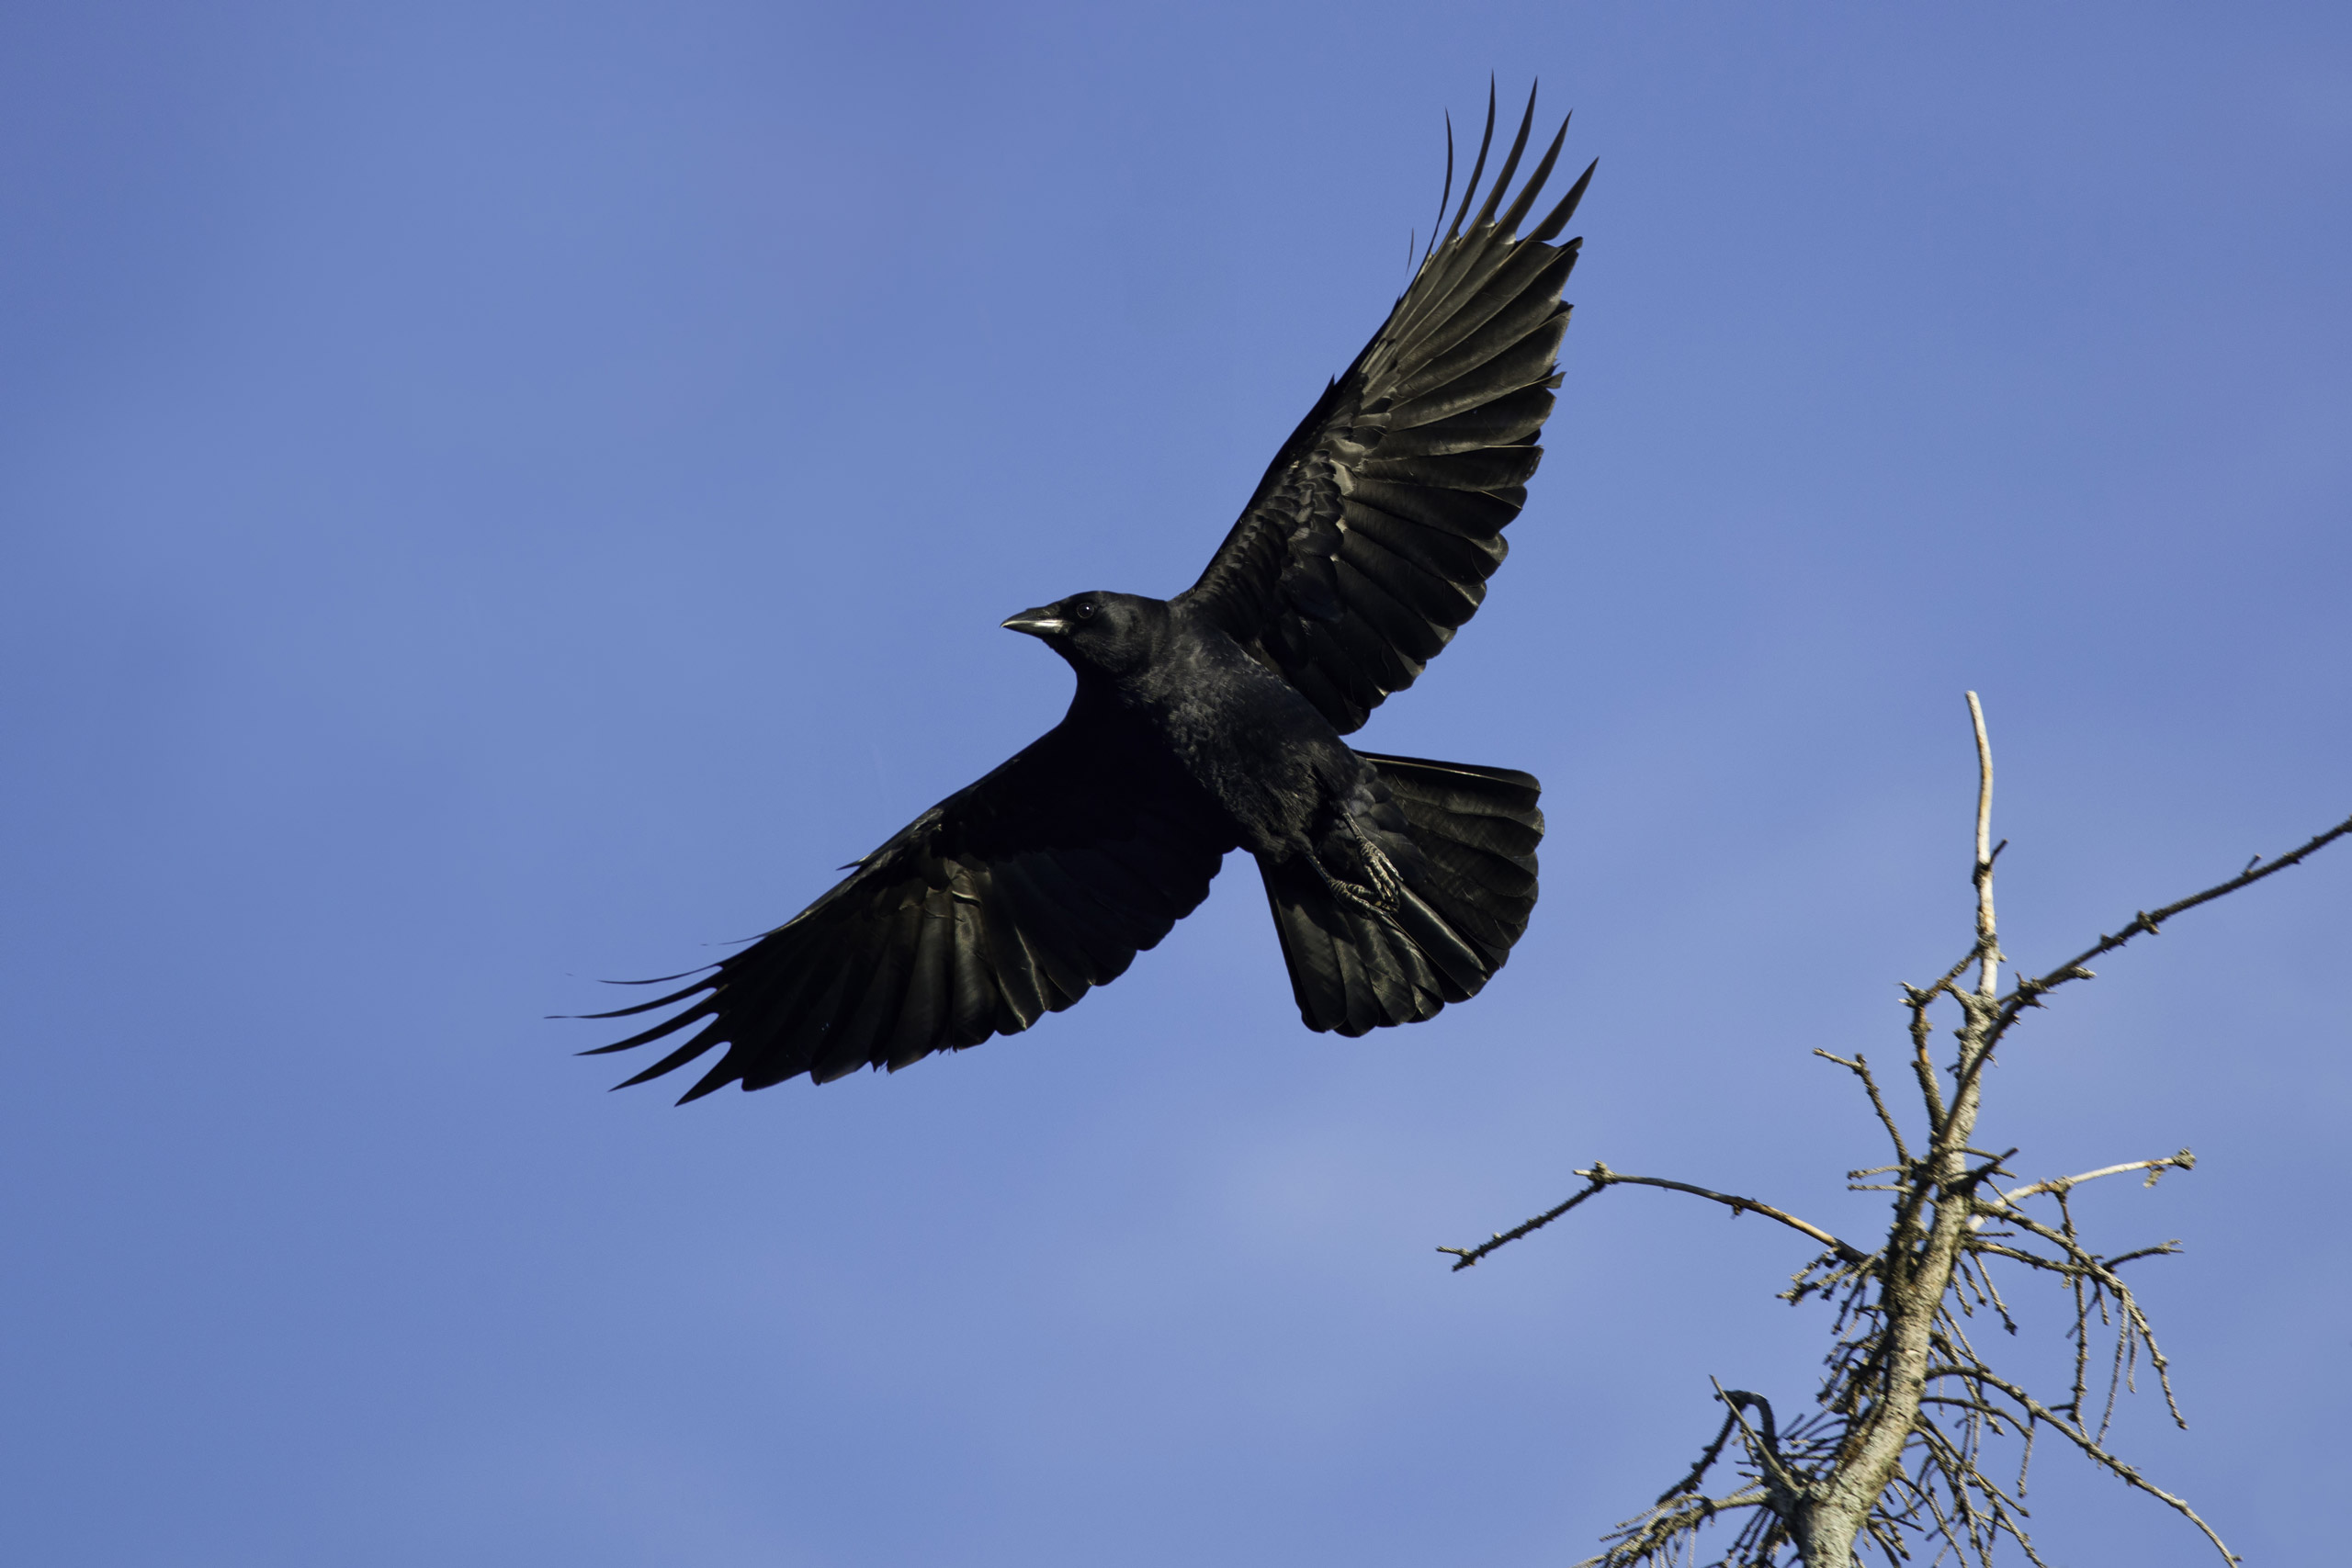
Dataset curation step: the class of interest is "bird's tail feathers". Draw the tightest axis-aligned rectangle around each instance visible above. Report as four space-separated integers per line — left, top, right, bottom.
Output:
1261 753 1542 1035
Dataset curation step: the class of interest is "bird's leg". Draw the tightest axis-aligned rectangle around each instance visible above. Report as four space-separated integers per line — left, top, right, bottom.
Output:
1310 810 1404 914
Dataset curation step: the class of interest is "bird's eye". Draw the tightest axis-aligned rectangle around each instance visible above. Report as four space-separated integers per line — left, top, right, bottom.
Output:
1072 601 1099 621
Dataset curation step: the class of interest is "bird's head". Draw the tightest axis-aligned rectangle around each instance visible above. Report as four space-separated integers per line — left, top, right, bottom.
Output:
1001 591 1167 678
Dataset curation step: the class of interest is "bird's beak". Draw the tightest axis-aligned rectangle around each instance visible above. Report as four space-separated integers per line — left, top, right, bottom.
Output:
1001 606 1069 638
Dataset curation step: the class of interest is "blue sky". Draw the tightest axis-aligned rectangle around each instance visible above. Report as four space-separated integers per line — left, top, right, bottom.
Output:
4 3 2347 1563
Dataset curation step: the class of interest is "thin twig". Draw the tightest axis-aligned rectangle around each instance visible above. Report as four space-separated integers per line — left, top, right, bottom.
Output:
1653 1407 1742 1504
1816 1050 1912 1165
1436 1170 1609 1269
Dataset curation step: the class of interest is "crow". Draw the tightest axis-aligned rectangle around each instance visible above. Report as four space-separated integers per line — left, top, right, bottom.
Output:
583 85 1591 1100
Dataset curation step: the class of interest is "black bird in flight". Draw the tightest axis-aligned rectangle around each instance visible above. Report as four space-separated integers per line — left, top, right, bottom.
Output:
584 85 1591 1101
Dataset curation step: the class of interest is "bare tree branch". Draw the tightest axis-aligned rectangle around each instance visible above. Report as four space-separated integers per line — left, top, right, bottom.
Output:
1966 1368 2239 1564
1996 1150 2195 1204
1434 1168 1611 1270
1968 691 2001 1002
1440 1161 1868 1271
1996 808 2352 1027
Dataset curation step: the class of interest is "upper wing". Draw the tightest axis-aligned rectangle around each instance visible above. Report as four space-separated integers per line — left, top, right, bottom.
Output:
1177 85 1591 734
582 709 1235 1100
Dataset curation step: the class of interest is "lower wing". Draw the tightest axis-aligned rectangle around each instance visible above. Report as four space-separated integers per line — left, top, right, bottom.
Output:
579 712 1235 1100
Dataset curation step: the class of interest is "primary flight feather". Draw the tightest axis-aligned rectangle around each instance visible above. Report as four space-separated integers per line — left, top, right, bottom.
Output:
582 85 1591 1100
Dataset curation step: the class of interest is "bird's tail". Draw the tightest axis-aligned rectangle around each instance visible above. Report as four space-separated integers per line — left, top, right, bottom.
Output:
1258 753 1543 1036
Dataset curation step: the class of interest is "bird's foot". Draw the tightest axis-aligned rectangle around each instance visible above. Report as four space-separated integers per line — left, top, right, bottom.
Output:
1312 814 1405 914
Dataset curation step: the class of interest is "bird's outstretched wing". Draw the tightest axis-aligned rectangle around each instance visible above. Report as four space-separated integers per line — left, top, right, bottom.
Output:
582 712 1234 1100
1177 85 1591 734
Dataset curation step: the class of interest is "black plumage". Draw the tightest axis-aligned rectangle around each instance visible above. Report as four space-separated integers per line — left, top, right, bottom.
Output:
582 85 1589 1100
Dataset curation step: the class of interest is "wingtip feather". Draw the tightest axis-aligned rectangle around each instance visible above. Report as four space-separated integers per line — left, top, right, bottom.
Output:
571 972 718 1021
1445 81 1498 242
1426 110 1455 268
1528 158 1596 244
1497 114 1571 237
673 1061 740 1103
1469 82 1539 234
